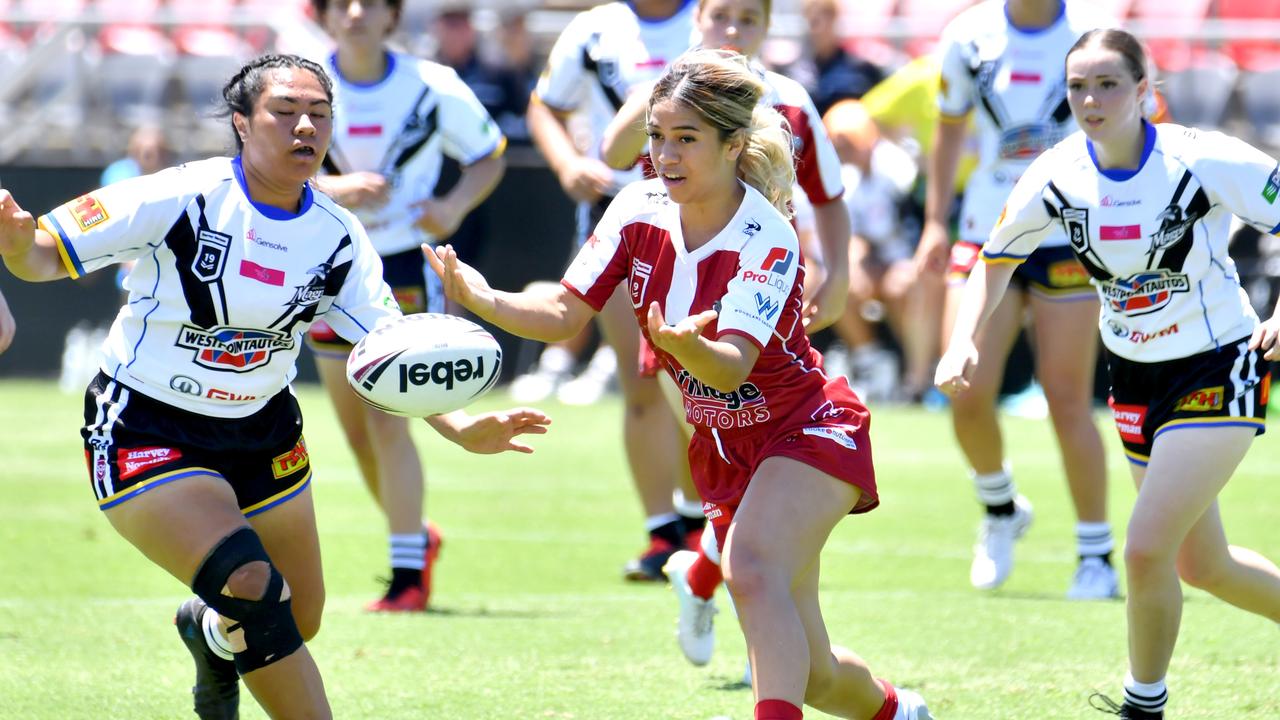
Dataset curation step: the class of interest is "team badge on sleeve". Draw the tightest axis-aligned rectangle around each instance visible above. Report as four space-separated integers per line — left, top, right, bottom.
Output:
1264 166 1279 205
69 194 109 231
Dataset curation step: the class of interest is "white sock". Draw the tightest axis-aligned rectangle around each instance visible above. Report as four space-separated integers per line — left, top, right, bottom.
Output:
390 531 428 571
644 512 681 532
972 463 1016 506
201 606 236 661
700 520 721 566
672 488 704 519
1076 521 1114 558
1123 672 1168 714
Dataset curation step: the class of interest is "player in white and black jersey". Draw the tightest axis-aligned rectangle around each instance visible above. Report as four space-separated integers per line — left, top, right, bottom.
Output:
915 0 1120 599
307 0 507 613
0 54 546 720
938 30 1280 719
528 0 703 582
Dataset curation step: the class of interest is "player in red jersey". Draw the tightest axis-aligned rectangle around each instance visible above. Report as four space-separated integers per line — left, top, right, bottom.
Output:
429 49 931 720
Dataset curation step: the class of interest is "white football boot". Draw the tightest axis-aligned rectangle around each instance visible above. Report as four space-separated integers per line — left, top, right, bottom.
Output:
970 494 1034 590
895 688 935 719
1067 556 1120 600
662 550 717 665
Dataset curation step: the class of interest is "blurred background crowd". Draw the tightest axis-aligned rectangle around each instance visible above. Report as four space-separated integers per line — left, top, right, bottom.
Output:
1 0 1278 407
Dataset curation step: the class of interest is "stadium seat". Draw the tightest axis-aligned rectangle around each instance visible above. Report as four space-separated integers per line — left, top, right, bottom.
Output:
1128 0 1212 72
93 22 176 126
895 0 976 57
1158 51 1237 129
1217 0 1280 72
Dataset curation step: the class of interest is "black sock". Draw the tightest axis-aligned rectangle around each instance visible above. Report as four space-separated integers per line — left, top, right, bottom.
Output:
1080 552 1113 566
985 501 1016 516
650 519 685 547
388 567 422 595
678 515 706 540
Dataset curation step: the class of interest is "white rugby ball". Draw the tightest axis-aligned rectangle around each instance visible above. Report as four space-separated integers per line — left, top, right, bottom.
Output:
346 313 502 417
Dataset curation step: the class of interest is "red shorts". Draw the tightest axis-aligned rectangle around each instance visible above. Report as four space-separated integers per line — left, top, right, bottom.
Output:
638 336 662 378
690 377 878 552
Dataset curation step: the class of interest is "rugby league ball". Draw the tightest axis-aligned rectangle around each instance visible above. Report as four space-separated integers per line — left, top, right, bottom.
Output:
346 313 502 417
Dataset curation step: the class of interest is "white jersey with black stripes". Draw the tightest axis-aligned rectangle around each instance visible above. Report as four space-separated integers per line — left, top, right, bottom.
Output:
534 0 697 195
937 0 1114 244
38 157 399 417
983 122 1280 362
322 51 505 256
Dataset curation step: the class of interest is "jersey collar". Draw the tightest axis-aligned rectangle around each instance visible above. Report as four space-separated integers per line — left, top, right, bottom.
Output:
329 50 396 89
232 156 314 220
1087 120 1156 183
1003 0 1065 35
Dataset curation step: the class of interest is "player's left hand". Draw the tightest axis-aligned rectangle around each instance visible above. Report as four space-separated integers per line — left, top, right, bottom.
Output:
935 340 979 397
1249 313 1280 361
801 273 848 334
441 408 552 454
412 199 462 239
424 243 495 317
646 302 717 356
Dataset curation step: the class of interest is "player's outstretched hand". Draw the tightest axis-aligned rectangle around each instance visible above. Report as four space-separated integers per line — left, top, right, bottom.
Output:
0 190 36 259
1249 313 1280 361
646 301 716 356
935 340 979 397
423 243 495 316
440 408 552 454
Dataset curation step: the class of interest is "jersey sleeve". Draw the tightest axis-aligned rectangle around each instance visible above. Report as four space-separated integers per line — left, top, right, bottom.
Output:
981 154 1057 263
1191 130 1280 235
533 12 590 113
561 188 633 311
716 225 801 350
789 91 845 205
435 68 507 165
935 21 973 120
37 167 194 280
323 218 401 343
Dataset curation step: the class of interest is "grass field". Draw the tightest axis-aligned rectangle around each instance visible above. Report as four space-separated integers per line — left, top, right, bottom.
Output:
0 378 1276 719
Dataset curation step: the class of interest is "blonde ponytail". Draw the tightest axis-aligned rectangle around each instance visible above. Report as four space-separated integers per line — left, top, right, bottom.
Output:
739 104 795 217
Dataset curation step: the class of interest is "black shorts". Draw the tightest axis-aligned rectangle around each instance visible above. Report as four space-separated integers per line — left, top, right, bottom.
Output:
305 246 443 358
82 372 311 516
950 242 1095 300
1106 337 1270 466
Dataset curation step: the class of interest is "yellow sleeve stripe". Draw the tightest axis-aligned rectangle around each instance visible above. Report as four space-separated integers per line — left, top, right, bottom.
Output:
980 250 1028 265
939 112 969 124
39 215 82 280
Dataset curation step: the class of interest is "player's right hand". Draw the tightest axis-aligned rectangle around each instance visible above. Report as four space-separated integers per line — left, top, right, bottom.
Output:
557 156 614 203
423 243 496 317
0 190 36 259
913 220 951 277
317 172 390 209
934 339 978 397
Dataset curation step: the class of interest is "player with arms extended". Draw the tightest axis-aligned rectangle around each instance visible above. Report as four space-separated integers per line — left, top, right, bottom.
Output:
0 54 547 720
307 0 508 613
430 49 932 720
937 28 1280 719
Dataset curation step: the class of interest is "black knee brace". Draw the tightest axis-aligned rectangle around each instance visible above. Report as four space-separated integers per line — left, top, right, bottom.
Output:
190 527 305 675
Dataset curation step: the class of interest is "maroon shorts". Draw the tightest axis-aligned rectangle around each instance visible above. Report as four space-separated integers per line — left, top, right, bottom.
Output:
638 336 662 378
690 376 878 552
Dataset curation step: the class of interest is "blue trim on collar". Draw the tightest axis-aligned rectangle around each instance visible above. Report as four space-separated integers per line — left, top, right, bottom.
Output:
232 156 313 220
1004 0 1065 34
627 0 694 24
1087 120 1156 182
329 50 396 88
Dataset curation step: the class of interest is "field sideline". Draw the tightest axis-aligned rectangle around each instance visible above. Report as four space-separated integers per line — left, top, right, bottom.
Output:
0 378 1276 719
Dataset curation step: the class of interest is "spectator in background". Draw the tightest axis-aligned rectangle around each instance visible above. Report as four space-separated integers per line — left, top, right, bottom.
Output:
432 4 533 148
778 0 884 117
100 125 171 186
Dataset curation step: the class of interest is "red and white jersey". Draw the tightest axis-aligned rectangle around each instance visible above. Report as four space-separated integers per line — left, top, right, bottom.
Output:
757 64 844 206
562 179 831 439
937 0 1113 243
322 51 505 255
39 157 399 417
984 123 1280 362
534 0 697 194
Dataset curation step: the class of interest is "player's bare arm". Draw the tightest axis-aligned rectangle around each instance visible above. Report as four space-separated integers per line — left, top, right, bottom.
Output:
413 152 506 238
311 171 391 209
645 301 758 393
425 408 552 455
527 96 613 203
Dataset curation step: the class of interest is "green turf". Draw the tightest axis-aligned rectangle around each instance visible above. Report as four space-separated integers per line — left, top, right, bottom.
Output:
0 379 1276 719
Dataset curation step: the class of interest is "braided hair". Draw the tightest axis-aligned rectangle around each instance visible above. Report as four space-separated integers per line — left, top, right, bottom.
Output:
221 54 333 151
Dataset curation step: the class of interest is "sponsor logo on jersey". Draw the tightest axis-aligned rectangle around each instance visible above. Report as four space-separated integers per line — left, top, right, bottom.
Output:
118 446 183 481
283 263 331 314
94 452 109 486
169 374 203 396
1101 269 1190 316
629 258 653 308
1264 166 1280 205
176 325 295 372
1148 204 1197 252
702 503 724 522
1047 259 1089 287
741 269 786 292
1115 322 1179 344
1109 400 1147 445
1061 208 1090 253
240 259 285 286
69 194 109 231
1008 70 1041 84
760 247 794 274
1100 196 1141 208
676 369 771 429
1100 225 1141 241
206 388 259 402
271 438 309 479
998 123 1062 160
348 124 383 137
1174 386 1224 412
193 229 232 282
246 228 287 252
391 286 427 314
995 205 1008 228
754 291 780 321
742 219 762 237
801 425 859 451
